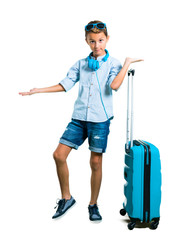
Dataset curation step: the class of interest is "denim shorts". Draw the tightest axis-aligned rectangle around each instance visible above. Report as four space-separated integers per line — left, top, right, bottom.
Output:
59 118 111 153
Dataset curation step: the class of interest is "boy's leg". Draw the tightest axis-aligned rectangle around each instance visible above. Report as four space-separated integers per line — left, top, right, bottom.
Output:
89 151 103 205
53 143 72 200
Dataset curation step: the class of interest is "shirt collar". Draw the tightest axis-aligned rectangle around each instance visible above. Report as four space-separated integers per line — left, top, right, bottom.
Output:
90 52 107 61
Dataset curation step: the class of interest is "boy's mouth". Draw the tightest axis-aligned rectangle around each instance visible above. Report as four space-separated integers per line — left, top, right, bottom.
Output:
94 49 101 54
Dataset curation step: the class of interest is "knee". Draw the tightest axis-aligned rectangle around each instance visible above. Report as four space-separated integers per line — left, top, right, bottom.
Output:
90 154 102 171
53 150 66 166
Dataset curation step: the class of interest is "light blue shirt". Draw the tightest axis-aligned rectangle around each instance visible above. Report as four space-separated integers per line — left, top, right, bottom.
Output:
59 53 122 122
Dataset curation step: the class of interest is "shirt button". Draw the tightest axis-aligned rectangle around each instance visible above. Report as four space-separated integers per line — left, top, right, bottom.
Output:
88 106 90 108
91 83 93 85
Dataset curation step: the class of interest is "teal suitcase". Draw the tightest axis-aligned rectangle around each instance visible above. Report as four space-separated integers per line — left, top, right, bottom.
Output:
120 70 162 230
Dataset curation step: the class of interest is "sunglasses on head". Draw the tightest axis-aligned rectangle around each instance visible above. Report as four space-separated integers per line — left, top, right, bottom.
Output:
85 22 106 31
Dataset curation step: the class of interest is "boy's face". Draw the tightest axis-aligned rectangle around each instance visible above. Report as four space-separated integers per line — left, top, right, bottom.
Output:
86 32 109 58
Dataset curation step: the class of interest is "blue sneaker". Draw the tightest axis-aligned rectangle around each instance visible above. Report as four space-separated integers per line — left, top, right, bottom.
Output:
88 204 102 221
52 196 76 219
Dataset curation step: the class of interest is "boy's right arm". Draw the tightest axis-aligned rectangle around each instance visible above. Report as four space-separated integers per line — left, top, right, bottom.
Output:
19 84 65 96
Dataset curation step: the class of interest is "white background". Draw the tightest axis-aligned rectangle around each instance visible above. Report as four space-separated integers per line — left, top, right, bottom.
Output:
1 0 183 239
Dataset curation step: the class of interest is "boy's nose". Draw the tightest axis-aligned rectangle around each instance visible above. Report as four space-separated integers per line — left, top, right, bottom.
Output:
95 42 99 48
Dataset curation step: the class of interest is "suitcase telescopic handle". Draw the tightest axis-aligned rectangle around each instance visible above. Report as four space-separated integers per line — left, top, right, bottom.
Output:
126 69 135 152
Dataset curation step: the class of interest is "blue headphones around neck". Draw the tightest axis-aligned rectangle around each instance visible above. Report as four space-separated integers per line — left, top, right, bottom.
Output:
88 49 109 71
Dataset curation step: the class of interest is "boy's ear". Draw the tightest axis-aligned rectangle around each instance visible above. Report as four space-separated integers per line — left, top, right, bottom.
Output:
85 38 88 44
107 35 110 42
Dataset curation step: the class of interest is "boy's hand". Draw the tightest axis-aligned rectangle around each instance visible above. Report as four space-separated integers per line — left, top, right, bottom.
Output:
19 88 38 96
125 57 144 65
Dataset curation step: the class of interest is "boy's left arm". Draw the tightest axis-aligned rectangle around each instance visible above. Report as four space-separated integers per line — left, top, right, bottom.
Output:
110 58 143 90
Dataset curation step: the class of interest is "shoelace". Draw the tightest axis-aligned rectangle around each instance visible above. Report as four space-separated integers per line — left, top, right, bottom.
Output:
54 198 66 212
89 205 100 216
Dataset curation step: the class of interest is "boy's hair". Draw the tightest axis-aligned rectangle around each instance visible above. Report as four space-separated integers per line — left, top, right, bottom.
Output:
85 20 108 38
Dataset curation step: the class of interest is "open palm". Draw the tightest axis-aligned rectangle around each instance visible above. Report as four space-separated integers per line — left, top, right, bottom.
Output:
19 88 38 96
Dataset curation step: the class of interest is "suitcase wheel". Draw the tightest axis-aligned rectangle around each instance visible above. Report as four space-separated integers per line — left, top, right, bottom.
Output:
150 220 159 230
128 221 136 230
119 208 126 216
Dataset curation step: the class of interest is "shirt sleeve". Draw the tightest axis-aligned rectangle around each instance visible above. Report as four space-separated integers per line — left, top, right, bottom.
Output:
59 61 80 92
108 58 122 91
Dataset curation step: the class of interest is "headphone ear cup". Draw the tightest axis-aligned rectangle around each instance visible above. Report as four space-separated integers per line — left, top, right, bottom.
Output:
93 60 99 71
88 57 92 69
88 58 100 71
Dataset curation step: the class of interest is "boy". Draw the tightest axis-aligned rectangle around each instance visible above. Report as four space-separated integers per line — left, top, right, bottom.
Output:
19 20 143 221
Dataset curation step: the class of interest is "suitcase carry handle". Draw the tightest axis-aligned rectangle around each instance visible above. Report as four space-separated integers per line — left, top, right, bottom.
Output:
128 69 135 76
126 69 135 152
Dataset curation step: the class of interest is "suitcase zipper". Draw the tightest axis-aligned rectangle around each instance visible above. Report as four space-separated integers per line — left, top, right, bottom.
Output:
136 140 151 222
